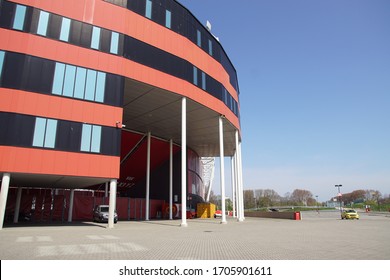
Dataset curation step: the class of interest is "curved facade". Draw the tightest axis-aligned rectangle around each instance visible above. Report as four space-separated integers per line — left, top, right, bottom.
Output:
0 0 243 227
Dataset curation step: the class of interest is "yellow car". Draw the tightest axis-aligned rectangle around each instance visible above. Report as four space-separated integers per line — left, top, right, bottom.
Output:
341 209 359 220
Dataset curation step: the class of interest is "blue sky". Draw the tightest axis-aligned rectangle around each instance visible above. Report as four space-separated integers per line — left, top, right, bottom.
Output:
178 0 390 201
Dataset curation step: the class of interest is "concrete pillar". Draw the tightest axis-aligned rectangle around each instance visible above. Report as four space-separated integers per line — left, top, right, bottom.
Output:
181 97 187 227
13 187 23 223
145 131 151 221
235 131 244 222
68 189 75 222
105 182 108 198
231 156 236 218
108 179 117 228
169 139 173 220
239 142 245 220
219 116 227 224
0 173 11 230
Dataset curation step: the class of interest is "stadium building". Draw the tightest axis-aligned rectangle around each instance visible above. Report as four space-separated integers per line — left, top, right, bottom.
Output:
0 0 244 229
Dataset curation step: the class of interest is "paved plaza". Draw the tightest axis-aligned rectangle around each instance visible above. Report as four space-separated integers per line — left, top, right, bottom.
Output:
0 210 389 260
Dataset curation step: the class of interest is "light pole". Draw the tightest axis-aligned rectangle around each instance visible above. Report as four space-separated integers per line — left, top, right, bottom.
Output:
315 195 319 213
335 184 342 217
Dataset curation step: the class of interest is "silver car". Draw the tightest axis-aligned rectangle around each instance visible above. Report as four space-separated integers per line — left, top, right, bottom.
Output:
93 205 118 223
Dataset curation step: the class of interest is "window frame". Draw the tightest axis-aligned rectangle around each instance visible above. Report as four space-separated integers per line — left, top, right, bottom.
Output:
13 4 27 31
91 26 101 50
81 124 101 153
32 117 58 148
37 10 50 36
59 17 71 42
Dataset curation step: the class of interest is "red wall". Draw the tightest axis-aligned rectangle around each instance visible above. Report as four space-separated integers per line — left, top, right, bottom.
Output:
4 188 165 223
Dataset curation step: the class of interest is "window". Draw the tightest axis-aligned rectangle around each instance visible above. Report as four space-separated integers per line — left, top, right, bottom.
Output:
51 62 106 103
145 0 152 19
91 26 101 49
201 72 206 90
0 51 5 79
37 11 50 36
52 62 65 95
63 65 76 97
60 17 71 42
197 30 201 47
13 4 27 31
74 67 86 99
95 72 106 102
81 124 101 153
165 10 171 29
193 66 198 86
223 88 228 104
208 39 213 56
85 69 97 101
33 117 58 148
110 32 119 54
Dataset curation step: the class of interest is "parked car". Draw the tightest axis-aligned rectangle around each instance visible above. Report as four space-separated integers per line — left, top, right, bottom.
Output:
93 205 118 223
341 209 359 220
214 210 222 218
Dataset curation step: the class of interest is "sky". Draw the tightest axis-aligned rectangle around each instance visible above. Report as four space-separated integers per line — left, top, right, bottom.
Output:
178 0 390 201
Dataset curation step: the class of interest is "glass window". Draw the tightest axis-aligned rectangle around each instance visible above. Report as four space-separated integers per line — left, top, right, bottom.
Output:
165 10 171 29
91 26 101 50
63 65 76 97
197 30 201 47
225 89 228 104
52 62 65 95
13 4 27 31
74 67 86 99
208 39 213 56
193 66 198 86
37 11 50 36
85 69 97 101
145 0 152 19
33 117 57 148
32 117 46 147
90 125 101 153
110 32 119 54
80 124 92 152
44 119 57 148
201 72 206 90
0 51 5 79
60 17 71 42
95 72 106 103
81 124 101 152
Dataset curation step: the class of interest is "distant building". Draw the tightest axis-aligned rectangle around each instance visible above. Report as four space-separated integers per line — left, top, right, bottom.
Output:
326 198 344 208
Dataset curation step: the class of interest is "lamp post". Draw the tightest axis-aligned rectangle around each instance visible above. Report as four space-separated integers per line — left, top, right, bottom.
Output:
315 195 319 213
335 184 342 216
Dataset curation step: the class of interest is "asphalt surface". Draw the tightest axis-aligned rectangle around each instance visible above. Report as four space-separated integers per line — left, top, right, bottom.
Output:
0 210 389 260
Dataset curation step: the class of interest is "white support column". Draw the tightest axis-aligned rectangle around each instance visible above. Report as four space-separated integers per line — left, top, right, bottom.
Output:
235 131 244 222
105 182 108 198
169 139 173 220
145 131 151 221
181 97 187 227
231 156 236 218
219 116 227 224
68 189 75 222
108 179 117 228
235 151 241 221
238 142 245 220
0 173 11 230
13 187 23 223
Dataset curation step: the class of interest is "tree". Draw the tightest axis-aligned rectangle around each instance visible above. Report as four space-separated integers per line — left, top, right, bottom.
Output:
290 189 313 206
208 190 220 208
243 190 255 209
254 189 281 207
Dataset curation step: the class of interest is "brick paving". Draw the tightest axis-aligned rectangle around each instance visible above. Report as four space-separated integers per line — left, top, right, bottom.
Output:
0 210 389 260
